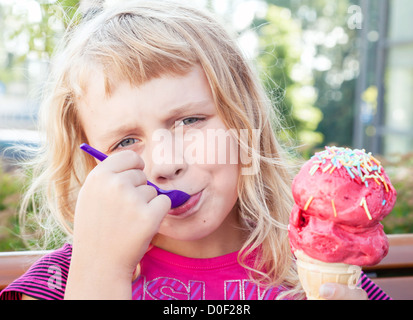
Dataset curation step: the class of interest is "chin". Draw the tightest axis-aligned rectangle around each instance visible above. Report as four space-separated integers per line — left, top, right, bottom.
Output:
158 218 222 242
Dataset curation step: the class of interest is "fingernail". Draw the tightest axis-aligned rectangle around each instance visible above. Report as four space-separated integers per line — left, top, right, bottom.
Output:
320 284 335 299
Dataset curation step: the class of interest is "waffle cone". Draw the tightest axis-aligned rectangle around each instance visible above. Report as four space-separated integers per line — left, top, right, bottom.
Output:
295 250 361 300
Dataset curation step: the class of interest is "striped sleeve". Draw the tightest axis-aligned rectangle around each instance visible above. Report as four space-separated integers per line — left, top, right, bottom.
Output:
359 272 391 300
0 243 72 300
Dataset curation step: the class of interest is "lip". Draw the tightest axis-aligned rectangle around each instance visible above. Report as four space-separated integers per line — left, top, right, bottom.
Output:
167 191 202 216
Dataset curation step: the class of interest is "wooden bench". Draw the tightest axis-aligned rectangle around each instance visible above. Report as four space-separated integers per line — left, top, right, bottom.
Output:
1 234 413 299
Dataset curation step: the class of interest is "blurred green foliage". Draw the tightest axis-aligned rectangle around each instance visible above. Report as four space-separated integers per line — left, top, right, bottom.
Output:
0 0 80 61
0 164 28 251
256 0 362 154
256 4 323 155
381 153 413 234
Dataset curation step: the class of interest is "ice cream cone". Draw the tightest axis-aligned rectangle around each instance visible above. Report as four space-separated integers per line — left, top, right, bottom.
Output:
295 250 361 300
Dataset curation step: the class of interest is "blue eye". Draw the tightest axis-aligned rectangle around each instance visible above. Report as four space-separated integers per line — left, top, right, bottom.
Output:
181 117 201 126
118 138 138 148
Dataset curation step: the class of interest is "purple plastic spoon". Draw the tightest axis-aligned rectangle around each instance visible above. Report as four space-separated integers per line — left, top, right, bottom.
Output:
80 143 191 208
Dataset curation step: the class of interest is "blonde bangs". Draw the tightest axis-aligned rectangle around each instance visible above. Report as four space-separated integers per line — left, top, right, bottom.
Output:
64 7 201 99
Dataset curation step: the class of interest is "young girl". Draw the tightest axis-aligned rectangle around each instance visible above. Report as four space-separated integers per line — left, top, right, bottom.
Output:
1 0 389 300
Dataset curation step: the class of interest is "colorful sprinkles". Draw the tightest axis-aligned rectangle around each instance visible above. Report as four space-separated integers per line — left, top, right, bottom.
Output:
331 199 337 218
360 197 373 220
304 196 314 211
303 146 388 221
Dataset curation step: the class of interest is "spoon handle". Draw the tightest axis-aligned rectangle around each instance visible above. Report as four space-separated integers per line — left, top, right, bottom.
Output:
80 143 108 161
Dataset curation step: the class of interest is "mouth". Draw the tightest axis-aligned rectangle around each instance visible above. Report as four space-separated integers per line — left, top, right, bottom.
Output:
167 191 202 216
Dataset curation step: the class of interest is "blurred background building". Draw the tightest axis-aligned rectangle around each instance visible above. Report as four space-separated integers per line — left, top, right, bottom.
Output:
354 0 413 156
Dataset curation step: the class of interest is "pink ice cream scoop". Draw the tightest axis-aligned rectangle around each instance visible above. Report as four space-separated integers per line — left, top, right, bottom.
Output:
288 146 397 266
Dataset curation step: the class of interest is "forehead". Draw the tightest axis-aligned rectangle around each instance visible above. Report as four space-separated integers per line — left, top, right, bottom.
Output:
76 65 215 141
78 64 212 109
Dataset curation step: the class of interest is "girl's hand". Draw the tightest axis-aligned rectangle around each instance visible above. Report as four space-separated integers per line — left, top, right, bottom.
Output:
320 283 368 300
65 150 171 299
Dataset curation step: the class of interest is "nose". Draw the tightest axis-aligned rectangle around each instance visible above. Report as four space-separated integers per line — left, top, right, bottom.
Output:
151 159 186 184
146 129 187 185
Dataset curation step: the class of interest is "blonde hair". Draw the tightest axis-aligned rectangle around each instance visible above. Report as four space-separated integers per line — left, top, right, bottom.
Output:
20 0 304 299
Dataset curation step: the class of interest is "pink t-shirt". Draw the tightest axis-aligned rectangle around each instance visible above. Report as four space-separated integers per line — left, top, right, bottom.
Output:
133 246 282 300
0 243 391 300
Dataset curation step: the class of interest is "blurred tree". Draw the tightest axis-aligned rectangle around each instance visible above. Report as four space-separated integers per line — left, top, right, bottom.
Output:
255 4 323 155
256 0 361 153
1 0 80 62
0 0 81 91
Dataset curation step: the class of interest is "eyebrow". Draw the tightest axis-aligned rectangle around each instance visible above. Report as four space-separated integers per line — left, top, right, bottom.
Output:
164 100 213 119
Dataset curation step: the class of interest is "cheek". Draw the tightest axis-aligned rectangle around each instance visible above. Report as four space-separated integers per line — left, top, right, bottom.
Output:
200 131 240 206
214 163 239 196
212 133 240 192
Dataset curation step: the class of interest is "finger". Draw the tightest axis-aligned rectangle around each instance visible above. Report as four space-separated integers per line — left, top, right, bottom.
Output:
320 283 368 300
135 185 159 203
147 194 171 222
104 150 145 173
116 169 147 187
